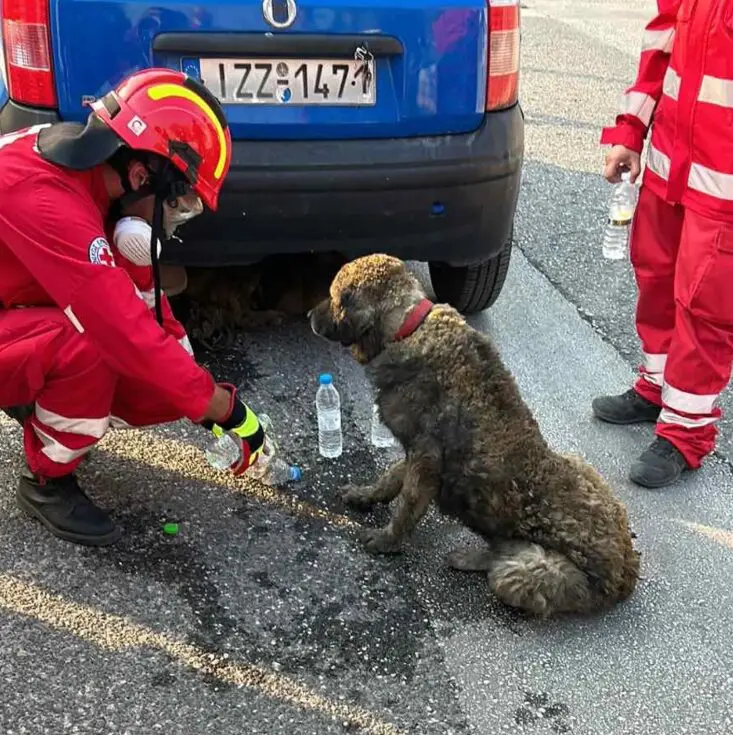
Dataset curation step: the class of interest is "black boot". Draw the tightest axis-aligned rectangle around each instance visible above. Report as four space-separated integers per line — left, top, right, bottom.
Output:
629 437 691 489
592 389 661 425
16 469 120 546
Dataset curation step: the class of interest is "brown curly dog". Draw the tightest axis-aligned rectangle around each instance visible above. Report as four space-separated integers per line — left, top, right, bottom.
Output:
309 254 641 617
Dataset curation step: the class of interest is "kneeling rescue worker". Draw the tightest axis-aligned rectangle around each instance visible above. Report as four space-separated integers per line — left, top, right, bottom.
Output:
596 0 733 488
0 68 266 545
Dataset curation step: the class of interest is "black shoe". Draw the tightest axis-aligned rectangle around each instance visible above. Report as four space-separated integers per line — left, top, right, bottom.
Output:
592 389 661 425
16 470 121 546
629 437 691 489
2 404 33 426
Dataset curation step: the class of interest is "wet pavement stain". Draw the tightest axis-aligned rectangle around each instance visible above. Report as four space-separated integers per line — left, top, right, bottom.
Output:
514 691 572 732
83 508 237 653
151 670 177 688
255 581 425 682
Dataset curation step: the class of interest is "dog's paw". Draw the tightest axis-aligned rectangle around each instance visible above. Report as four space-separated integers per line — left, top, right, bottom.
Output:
360 528 401 555
446 547 495 572
341 484 377 509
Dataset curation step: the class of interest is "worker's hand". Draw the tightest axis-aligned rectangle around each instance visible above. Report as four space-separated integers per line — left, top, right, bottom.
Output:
202 383 266 474
604 145 641 184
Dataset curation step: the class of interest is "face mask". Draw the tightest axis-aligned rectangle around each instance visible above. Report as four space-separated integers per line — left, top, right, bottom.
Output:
163 192 203 238
113 216 162 266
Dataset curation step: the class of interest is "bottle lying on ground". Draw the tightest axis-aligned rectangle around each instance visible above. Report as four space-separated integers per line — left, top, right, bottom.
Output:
205 413 302 486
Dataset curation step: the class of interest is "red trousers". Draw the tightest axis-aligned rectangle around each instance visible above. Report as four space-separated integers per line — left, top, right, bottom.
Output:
0 308 185 479
630 186 733 468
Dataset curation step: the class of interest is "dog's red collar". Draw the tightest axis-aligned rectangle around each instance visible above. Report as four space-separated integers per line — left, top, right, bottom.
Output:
393 299 434 341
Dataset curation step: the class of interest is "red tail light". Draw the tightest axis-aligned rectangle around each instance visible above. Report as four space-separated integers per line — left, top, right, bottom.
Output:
486 0 520 111
1 0 57 108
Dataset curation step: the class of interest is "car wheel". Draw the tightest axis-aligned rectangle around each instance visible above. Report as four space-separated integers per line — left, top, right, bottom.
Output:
428 230 513 314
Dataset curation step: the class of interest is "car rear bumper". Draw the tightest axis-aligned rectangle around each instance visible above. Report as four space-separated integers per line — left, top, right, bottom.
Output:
0 98 60 133
0 96 524 268
167 104 524 267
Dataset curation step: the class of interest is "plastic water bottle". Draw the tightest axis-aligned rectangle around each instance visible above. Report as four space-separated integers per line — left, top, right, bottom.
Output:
206 431 242 471
205 413 302 486
249 446 302 486
370 403 395 448
602 170 638 260
316 373 343 458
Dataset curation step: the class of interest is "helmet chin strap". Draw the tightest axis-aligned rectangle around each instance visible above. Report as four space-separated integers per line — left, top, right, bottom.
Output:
150 193 165 325
113 156 189 327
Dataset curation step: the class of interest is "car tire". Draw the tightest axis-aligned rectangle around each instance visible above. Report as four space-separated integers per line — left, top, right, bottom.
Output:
428 229 513 314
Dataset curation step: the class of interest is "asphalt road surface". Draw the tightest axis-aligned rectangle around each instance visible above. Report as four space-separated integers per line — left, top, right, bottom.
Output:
2 2 733 733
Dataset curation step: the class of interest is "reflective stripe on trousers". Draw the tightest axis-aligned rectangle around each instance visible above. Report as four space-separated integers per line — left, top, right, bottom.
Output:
629 186 733 467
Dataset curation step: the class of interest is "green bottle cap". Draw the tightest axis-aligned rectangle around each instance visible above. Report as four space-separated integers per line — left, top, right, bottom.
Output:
162 522 179 535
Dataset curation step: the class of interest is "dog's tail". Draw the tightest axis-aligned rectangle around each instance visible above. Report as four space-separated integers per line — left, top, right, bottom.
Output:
487 541 605 617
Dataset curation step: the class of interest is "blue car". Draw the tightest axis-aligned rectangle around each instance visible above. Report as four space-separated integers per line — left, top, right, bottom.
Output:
0 0 523 313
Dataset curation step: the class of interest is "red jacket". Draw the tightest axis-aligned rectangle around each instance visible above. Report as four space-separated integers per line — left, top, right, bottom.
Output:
601 0 733 222
0 124 215 422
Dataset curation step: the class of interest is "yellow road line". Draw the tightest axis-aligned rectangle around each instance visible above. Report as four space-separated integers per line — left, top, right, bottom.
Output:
677 520 733 549
0 573 404 735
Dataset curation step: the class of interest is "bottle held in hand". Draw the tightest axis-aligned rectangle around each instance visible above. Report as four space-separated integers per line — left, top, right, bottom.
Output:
602 170 638 260
206 413 301 486
205 431 241 471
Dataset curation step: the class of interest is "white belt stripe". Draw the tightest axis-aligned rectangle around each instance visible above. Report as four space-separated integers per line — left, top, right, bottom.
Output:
620 91 656 126
642 27 675 53
646 143 733 200
698 75 733 108
688 163 733 201
35 404 109 439
32 425 93 464
662 67 680 101
663 70 733 108
658 408 718 429
646 144 671 181
662 383 718 416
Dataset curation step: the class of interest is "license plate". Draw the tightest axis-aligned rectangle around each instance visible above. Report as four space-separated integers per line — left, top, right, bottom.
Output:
197 57 376 106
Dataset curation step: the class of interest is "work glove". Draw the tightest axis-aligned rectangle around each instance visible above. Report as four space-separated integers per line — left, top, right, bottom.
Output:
202 383 266 475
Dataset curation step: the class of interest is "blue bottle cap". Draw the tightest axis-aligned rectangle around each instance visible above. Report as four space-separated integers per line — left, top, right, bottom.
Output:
290 466 302 482
319 373 333 385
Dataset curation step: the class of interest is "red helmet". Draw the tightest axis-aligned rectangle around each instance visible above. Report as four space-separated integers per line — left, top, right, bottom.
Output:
90 68 232 211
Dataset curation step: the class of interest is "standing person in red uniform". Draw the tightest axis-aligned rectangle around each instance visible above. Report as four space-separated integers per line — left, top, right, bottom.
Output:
0 68 266 546
593 0 733 488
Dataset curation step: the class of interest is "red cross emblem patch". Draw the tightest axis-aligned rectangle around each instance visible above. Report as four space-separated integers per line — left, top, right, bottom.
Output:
88 237 116 267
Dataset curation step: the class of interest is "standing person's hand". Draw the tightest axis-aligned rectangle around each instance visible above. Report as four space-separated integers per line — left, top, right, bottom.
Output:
604 145 641 184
